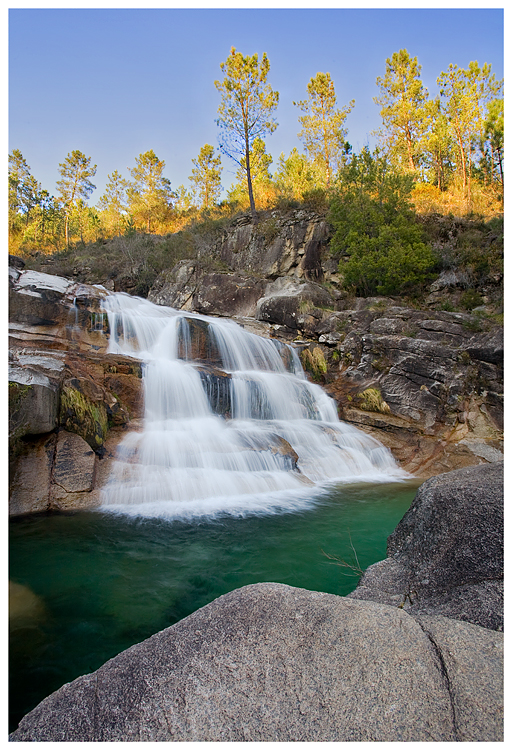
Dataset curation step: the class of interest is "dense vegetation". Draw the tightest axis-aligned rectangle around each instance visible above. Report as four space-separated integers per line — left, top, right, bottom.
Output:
9 48 503 305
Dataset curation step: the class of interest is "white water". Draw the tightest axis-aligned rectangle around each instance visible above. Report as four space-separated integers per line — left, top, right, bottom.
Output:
100 293 408 520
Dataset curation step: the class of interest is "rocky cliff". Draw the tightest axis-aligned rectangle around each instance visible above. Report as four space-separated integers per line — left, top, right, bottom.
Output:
9 265 145 515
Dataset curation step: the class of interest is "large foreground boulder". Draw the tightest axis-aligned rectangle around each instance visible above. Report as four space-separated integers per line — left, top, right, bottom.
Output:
349 462 503 631
9 582 502 742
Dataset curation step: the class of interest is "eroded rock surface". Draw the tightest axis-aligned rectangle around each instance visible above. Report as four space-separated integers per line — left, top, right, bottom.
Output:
349 463 503 631
8 270 144 516
9 582 503 742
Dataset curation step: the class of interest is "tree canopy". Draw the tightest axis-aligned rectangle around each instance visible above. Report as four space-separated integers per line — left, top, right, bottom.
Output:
8 46 503 257
127 150 173 234
189 144 222 209
56 150 97 247
215 47 279 219
295 72 354 187
374 49 430 172
329 148 437 296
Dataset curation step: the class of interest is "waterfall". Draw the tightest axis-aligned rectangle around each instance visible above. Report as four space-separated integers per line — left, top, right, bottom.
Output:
100 293 407 520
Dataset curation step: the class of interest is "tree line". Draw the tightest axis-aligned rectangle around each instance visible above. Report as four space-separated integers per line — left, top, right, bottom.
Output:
9 47 503 255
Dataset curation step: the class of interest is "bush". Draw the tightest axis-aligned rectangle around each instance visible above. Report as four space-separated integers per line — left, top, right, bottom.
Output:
329 149 438 296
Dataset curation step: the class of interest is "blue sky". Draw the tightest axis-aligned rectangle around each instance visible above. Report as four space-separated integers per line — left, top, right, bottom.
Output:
8 3 505 204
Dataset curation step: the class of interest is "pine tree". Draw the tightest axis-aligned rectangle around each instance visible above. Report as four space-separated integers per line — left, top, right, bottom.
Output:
127 150 173 234
97 170 130 236
56 150 97 247
189 144 222 209
294 72 354 187
374 49 429 173
215 47 279 220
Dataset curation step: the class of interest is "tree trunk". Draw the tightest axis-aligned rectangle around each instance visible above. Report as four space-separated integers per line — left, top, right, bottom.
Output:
245 130 257 221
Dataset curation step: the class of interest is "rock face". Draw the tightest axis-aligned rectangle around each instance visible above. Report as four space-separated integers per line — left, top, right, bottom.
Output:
9 582 503 742
349 462 503 631
148 209 329 317
8 268 144 516
311 301 504 476
215 209 329 280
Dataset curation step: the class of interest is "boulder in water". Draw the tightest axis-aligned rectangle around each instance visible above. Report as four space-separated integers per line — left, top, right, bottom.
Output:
9 583 503 742
349 462 504 631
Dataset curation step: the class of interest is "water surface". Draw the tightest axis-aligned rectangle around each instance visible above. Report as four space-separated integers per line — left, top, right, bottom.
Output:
9 479 418 732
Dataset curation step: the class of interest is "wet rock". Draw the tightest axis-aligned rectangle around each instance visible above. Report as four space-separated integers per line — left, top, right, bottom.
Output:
9 434 56 516
52 431 96 493
50 431 101 511
9 367 60 438
59 377 110 450
9 583 502 742
177 317 223 365
197 366 232 417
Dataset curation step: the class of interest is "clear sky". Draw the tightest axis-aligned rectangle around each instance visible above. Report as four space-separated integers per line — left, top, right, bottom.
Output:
8 2 505 204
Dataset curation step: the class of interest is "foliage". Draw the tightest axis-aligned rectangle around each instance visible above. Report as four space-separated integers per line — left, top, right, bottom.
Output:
215 47 279 218
374 49 430 172
356 388 391 414
97 170 130 236
300 347 328 380
226 137 275 209
9 49 504 267
437 61 503 207
329 148 438 296
301 187 329 214
57 150 97 247
127 150 174 234
273 147 319 202
294 72 354 187
189 144 222 209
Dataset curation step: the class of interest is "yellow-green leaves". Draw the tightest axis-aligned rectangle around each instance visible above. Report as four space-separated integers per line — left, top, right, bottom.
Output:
374 49 429 173
127 150 173 234
215 47 279 218
189 144 222 210
295 72 354 187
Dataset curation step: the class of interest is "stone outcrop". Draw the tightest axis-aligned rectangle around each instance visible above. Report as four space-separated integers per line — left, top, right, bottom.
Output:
215 209 329 280
148 209 329 317
255 276 335 335
8 268 145 516
9 582 503 742
309 300 503 477
349 462 503 631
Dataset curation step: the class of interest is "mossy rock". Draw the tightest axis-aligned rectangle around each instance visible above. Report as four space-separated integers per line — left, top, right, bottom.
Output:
9 382 33 457
59 383 109 450
300 346 328 380
356 387 391 414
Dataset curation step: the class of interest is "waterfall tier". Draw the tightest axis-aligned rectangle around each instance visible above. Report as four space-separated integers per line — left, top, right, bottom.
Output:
100 293 407 519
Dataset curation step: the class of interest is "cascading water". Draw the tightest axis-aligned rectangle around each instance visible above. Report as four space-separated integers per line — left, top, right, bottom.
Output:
100 293 408 519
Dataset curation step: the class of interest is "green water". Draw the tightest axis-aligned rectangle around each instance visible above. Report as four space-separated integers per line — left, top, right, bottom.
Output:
9 480 418 732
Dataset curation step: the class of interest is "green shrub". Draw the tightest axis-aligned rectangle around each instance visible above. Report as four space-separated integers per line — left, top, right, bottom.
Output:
460 289 484 310
329 148 438 297
302 187 329 213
